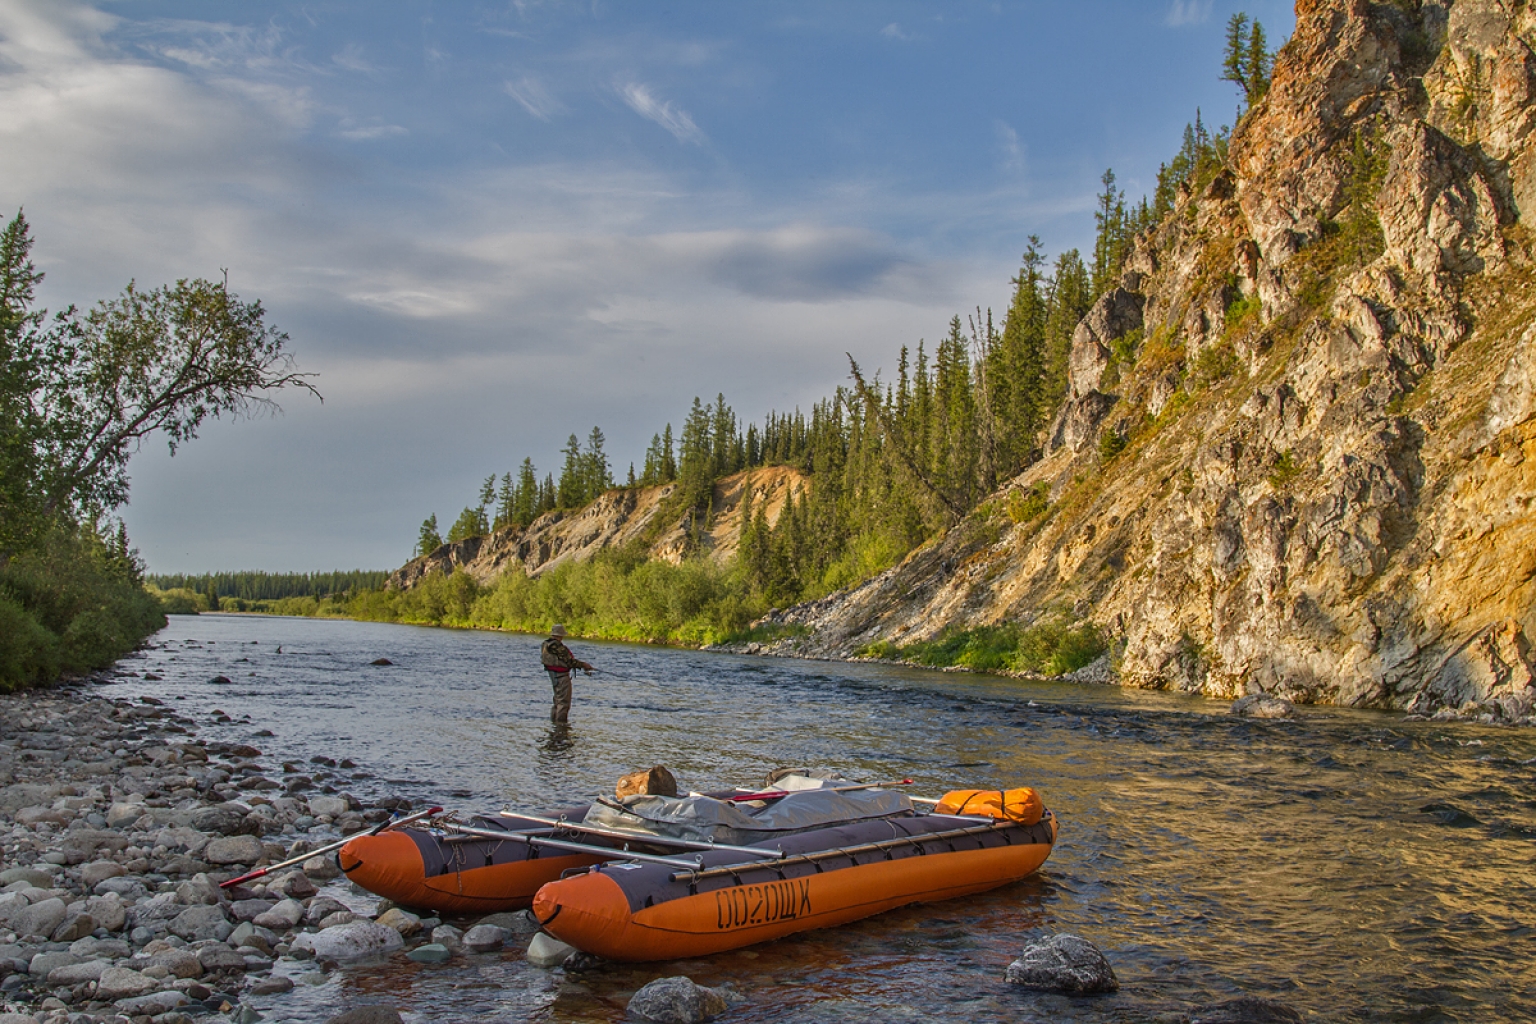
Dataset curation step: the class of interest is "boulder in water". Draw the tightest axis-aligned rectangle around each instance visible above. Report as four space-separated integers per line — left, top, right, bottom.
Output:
1230 694 1295 719
626 976 737 1023
1004 933 1119 994
525 932 575 967
292 921 404 959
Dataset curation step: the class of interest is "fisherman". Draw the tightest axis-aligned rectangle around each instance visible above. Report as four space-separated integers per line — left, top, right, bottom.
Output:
540 624 593 723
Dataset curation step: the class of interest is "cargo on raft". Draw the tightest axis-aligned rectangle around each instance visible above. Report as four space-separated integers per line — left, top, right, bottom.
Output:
340 775 1056 960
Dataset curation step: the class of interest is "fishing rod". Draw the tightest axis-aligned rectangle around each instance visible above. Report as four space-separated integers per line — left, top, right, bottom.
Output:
221 805 442 889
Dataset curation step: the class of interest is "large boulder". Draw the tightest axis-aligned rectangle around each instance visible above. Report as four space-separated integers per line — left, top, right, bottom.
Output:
188 804 252 836
1004 933 1119 995
13 897 66 939
291 921 404 959
95 965 158 1000
462 924 509 953
1230 694 1295 719
626 976 736 1024
170 903 230 942
203 834 265 865
46 959 108 986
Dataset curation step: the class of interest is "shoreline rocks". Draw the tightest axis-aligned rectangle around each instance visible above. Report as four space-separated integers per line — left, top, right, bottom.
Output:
0 674 531 1024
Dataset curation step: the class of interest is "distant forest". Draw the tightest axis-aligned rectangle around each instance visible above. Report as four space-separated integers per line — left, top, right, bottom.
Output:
147 570 390 602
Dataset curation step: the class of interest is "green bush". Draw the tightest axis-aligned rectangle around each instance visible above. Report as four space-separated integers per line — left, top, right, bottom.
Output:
0 596 59 691
1007 484 1050 524
864 614 1107 677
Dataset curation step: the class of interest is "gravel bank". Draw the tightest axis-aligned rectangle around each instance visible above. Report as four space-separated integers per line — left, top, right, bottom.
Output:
0 676 531 1024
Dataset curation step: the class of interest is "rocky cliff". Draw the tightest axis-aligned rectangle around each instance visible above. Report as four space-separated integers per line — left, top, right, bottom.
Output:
389 465 807 589
759 0 1536 720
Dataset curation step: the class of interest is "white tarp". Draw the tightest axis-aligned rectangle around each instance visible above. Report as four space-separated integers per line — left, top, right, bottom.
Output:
584 781 913 845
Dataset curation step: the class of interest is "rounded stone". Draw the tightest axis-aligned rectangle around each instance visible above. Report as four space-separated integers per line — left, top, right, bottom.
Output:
1004 932 1119 995
80 861 126 888
626 976 734 1024
406 943 452 963
203 835 265 865
291 921 404 959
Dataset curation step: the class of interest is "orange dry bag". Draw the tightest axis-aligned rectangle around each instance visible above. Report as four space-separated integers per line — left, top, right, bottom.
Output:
933 788 1043 825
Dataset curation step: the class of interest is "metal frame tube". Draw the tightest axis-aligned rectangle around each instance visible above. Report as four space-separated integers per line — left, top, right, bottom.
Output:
498 811 781 859
441 822 705 870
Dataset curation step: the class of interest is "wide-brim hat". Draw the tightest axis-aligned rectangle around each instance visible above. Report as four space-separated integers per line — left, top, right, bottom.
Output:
550 624 567 637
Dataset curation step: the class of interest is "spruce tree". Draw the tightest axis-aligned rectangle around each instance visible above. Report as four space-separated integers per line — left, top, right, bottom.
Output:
514 458 538 525
557 433 582 508
417 514 442 556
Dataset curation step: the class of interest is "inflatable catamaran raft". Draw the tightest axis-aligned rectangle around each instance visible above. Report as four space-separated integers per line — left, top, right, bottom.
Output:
339 776 1056 958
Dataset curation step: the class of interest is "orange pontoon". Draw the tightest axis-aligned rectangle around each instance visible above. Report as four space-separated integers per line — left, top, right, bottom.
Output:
531 787 1055 961
339 811 609 915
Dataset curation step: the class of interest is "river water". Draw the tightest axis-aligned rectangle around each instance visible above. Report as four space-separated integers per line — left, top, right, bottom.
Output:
106 614 1535 1023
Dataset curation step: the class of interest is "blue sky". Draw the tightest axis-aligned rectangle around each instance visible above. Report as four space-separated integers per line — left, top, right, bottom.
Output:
0 0 1295 572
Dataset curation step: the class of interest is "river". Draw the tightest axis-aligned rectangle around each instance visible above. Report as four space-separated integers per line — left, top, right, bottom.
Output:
105 614 1535 1023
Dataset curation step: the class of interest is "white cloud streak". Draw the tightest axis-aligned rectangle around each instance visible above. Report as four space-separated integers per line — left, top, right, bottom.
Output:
504 74 564 120
1165 1 1214 27
618 82 704 144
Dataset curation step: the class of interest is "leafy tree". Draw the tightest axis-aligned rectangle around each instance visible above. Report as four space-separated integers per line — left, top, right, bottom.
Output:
417 514 443 556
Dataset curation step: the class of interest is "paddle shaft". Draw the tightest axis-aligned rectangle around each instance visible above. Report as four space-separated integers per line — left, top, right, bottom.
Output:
727 778 915 802
219 805 442 889
499 811 782 858
441 821 705 870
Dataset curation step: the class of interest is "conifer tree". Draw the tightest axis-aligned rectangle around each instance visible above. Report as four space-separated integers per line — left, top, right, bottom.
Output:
417 514 442 557
1091 169 1128 300
515 458 538 525
556 433 582 508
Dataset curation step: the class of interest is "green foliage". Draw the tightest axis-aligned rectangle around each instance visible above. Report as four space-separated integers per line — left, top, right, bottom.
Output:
1223 13 1274 109
1006 483 1049 524
0 521 164 691
1099 426 1129 461
446 506 489 543
1100 328 1144 389
1191 343 1243 388
1267 450 1302 490
1224 293 1263 333
145 570 390 602
859 613 1106 677
417 515 442 556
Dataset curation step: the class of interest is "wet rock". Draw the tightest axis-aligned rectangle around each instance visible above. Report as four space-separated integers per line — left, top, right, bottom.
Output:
79 860 125 888
307 795 349 819
461 924 509 953
204 835 264 865
13 898 66 940
475 910 540 935
524 932 574 967
195 944 247 973
252 899 303 931
96 965 158 1000
324 1008 405 1024
26 951 79 977
115 989 190 1015
1004 933 1119 995
407 943 451 963
46 959 108 986
209 676 232 685
429 924 463 948
304 897 349 925
375 907 422 936
301 854 341 880
1230 695 1295 719
626 976 735 1024
170 903 230 942
1188 997 1305 1023
0 869 52 888
249 975 294 994
370 658 393 666
291 921 404 959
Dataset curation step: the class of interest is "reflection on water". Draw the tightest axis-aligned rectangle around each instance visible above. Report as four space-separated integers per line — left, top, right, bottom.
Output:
109 615 1536 1023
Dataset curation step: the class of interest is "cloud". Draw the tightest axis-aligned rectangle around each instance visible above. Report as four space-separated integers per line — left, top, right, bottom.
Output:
880 23 913 41
618 82 704 144
337 118 407 140
994 120 1025 174
331 43 374 73
1165 1 1213 27
504 74 564 120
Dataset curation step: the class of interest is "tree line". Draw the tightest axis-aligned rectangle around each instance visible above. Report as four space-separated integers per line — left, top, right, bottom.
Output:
146 570 389 603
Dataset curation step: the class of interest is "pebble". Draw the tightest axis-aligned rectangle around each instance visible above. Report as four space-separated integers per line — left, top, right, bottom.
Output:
461 924 509 953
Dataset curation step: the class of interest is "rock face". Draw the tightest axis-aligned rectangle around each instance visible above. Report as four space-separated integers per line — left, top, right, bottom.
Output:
388 465 809 589
751 0 1536 721
1004 933 1119 995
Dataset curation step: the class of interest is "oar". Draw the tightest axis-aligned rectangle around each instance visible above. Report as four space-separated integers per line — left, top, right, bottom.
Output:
501 810 782 858
219 805 442 889
725 778 915 803
439 821 705 870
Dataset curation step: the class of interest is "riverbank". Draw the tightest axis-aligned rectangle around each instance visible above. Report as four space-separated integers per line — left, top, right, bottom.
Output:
0 652 537 1024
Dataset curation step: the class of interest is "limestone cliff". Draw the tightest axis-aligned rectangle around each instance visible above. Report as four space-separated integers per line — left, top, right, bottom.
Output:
762 0 1536 720
388 466 807 589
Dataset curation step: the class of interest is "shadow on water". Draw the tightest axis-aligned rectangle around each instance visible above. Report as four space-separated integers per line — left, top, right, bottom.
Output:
106 615 1536 1024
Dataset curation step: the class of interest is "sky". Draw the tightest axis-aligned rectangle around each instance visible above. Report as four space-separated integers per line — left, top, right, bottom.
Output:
0 0 1296 573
